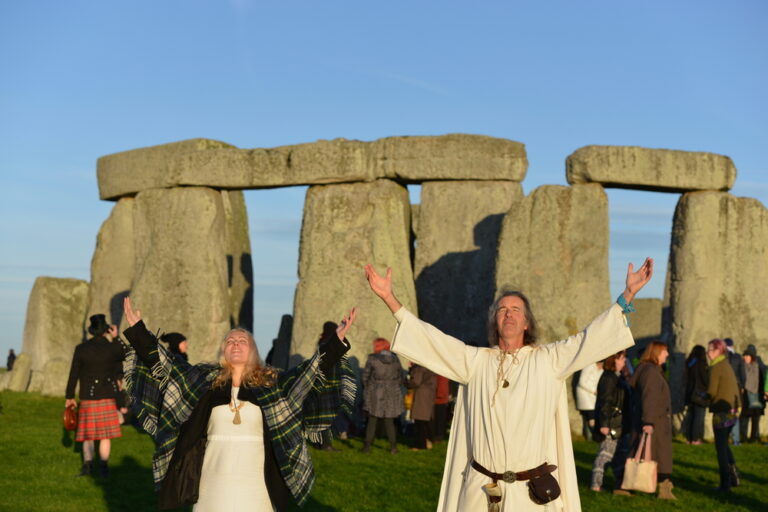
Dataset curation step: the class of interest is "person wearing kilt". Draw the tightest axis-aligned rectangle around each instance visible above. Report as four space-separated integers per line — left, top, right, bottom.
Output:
65 314 127 477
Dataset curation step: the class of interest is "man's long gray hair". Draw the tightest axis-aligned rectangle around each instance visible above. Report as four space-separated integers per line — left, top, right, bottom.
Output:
487 290 539 347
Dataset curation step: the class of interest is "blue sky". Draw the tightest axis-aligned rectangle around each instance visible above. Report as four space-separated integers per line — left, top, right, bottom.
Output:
1 1 766 359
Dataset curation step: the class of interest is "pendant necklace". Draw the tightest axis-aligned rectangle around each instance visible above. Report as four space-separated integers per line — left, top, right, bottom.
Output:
229 387 244 425
492 348 520 406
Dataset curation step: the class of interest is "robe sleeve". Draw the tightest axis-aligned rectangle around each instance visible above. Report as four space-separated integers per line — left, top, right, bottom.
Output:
543 303 635 380
391 307 481 385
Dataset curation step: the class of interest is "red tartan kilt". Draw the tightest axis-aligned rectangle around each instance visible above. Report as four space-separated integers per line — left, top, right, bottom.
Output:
76 399 122 441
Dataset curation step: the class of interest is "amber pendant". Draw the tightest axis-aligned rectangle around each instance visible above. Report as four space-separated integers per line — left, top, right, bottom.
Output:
502 380 509 388
233 409 242 425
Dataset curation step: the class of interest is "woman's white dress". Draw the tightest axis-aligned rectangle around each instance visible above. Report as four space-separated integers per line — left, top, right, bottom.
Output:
194 386 275 512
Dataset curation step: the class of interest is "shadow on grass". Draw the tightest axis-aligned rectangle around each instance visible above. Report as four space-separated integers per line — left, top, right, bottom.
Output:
288 496 339 511
94 455 177 512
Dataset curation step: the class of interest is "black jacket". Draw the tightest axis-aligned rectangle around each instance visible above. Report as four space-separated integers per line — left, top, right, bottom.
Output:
65 335 126 400
684 356 709 406
593 370 631 441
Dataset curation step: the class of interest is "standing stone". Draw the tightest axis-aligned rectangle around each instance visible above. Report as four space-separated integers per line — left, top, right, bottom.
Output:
27 371 44 392
86 197 135 328
415 181 523 345
566 145 736 192
222 190 254 330
269 314 293 370
291 180 416 366
22 277 89 374
665 191 768 356
630 298 663 347
127 187 252 363
495 184 611 343
0 371 11 391
41 358 70 396
7 353 32 392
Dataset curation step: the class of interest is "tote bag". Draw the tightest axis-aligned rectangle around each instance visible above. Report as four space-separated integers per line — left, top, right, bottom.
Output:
621 431 658 493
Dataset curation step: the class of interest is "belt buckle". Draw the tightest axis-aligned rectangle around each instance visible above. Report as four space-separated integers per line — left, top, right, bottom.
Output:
502 471 516 483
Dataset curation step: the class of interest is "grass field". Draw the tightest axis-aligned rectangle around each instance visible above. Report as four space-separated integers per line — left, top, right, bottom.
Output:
0 391 766 511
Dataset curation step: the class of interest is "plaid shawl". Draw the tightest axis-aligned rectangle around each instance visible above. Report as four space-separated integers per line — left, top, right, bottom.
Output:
123 334 356 506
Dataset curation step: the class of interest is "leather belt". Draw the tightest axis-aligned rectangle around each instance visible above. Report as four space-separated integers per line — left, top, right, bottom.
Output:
471 460 557 484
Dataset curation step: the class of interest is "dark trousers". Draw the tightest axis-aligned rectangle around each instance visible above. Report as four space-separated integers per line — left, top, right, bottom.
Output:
686 404 706 442
414 420 432 449
364 416 397 448
714 426 736 490
739 411 761 442
431 403 448 441
580 410 594 441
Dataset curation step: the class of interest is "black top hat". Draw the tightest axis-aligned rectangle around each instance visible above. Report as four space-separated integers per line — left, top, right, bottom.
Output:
88 314 109 336
744 344 758 358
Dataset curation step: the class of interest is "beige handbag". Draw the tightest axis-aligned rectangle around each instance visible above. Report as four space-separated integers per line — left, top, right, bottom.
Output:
621 431 658 493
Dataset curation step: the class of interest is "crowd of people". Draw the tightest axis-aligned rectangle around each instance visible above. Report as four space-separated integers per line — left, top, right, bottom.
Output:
58 257 765 511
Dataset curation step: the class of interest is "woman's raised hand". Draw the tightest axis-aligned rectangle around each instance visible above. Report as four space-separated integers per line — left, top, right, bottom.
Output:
623 258 653 304
336 307 358 341
123 297 142 327
364 264 402 313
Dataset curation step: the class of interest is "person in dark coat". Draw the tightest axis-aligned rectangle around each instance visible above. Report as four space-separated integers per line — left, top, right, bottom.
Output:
6 349 15 371
361 337 404 454
684 345 709 444
65 314 126 477
590 350 633 494
724 338 745 445
739 344 765 442
631 341 675 500
160 332 188 362
706 338 741 492
122 298 356 511
407 363 437 450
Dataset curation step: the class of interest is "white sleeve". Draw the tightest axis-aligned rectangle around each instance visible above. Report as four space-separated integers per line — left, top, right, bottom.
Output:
391 307 480 385
543 303 635 380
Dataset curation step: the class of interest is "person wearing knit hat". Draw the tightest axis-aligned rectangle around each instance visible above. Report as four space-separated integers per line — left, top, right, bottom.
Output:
739 344 765 442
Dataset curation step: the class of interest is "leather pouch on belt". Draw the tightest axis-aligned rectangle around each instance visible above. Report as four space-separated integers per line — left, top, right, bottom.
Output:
527 472 561 505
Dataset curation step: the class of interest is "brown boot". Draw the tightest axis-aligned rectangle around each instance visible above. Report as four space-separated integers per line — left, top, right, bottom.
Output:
657 479 677 500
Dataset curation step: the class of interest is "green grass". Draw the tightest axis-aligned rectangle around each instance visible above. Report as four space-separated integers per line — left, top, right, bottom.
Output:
1 391 766 511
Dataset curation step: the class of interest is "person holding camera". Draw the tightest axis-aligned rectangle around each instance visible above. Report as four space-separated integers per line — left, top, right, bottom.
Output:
590 350 632 494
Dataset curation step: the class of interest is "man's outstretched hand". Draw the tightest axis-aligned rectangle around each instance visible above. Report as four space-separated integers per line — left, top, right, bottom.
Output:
623 258 654 304
364 264 402 314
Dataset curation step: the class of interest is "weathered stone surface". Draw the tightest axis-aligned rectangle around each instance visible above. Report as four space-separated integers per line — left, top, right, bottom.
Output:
7 353 31 391
97 135 528 200
27 370 44 392
291 180 417 366
415 181 523 344
86 197 135 328
374 134 528 182
126 187 253 363
97 139 235 200
269 314 293 371
630 298 663 343
22 277 89 373
495 184 610 343
665 191 768 356
566 146 736 192
0 371 11 391
222 190 254 329
41 358 70 396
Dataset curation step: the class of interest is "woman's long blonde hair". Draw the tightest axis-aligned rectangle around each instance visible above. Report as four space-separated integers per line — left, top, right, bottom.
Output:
212 327 278 388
